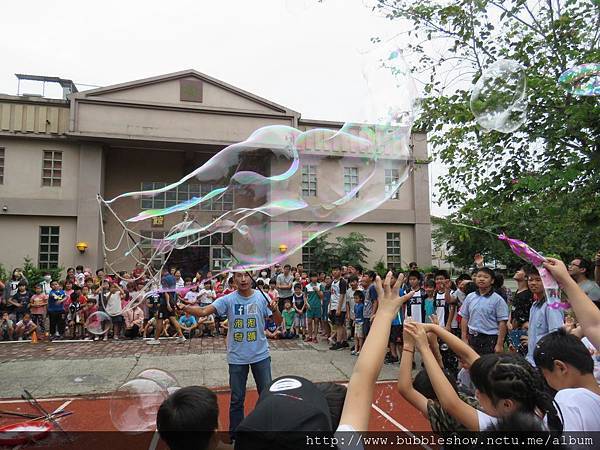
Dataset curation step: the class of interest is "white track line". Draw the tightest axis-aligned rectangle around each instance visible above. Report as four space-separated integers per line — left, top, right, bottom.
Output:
148 431 160 450
370 403 432 450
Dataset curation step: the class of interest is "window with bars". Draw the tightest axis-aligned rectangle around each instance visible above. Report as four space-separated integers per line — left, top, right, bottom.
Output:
140 182 233 211
301 165 317 197
301 231 316 272
0 147 4 184
343 167 359 197
42 151 62 187
39 226 59 269
385 169 400 200
211 247 232 271
386 232 402 269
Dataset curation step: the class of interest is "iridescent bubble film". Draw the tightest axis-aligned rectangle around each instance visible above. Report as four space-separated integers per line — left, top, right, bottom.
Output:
470 59 527 133
558 63 600 96
99 45 418 286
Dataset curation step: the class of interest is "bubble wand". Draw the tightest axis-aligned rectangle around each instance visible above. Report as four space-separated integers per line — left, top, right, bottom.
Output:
439 219 569 309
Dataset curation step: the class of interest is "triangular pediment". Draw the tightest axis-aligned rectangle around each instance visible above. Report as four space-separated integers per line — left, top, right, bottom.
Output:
73 69 296 115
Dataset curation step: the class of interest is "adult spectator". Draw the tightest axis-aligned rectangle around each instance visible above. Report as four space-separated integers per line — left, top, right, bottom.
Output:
276 264 294 312
361 272 378 338
459 268 509 355
156 386 219 450
329 266 348 350
569 257 600 307
510 266 533 326
183 271 282 441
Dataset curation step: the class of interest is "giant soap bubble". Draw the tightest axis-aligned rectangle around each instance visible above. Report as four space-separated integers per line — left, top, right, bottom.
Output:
470 59 527 133
98 44 419 296
109 379 167 433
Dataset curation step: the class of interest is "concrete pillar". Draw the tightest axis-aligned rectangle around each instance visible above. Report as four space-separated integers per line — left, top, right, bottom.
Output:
411 133 432 267
75 142 104 268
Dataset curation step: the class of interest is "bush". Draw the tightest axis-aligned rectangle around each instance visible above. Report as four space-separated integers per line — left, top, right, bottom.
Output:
21 257 64 287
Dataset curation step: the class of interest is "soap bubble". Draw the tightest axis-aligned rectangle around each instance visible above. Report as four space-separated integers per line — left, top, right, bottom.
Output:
558 63 600 96
85 311 111 335
135 369 178 390
470 59 527 133
110 379 167 433
98 44 418 288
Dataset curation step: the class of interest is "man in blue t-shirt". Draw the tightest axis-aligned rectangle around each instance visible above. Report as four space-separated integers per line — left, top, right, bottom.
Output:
183 271 282 440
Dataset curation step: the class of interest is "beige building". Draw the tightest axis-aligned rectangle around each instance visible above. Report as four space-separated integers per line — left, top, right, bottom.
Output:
0 70 431 276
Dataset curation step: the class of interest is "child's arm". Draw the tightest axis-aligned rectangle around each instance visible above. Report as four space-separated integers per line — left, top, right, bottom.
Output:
543 257 600 348
422 323 480 368
397 319 429 416
338 274 414 431
406 322 480 431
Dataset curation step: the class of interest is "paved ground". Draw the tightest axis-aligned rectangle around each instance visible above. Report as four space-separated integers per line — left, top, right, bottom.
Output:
0 336 401 399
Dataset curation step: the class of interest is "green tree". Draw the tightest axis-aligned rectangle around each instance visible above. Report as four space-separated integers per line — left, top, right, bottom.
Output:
306 234 338 273
334 232 375 267
22 257 63 287
375 0 600 264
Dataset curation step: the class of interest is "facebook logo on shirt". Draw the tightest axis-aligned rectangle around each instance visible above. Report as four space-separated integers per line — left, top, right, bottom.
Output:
235 304 245 315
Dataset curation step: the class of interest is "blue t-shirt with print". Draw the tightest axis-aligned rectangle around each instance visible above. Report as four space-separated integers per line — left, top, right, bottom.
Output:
48 289 66 313
213 290 272 365
264 317 277 332
179 315 197 327
354 303 364 324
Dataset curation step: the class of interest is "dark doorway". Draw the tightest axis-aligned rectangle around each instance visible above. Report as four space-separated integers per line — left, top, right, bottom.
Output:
166 247 210 279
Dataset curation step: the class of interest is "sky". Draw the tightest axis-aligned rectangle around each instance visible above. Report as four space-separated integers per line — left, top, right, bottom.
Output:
0 0 449 216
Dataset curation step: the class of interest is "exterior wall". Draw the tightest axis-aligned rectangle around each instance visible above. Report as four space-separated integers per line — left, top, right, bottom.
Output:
0 96 70 135
92 78 281 113
285 223 416 270
0 215 77 271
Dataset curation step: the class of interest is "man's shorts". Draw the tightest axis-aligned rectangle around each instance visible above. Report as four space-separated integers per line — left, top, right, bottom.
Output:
307 301 321 319
328 310 346 326
354 322 364 338
157 309 174 320
389 325 403 344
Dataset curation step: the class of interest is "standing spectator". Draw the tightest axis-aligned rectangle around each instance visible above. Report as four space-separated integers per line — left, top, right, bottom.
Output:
569 257 600 306
510 266 533 327
182 271 281 441
9 281 30 321
361 272 378 338
329 266 348 350
257 270 271 287
47 281 66 339
405 271 426 323
75 265 86 287
123 303 144 339
4 268 27 301
148 275 186 345
267 279 279 303
525 266 564 366
305 273 323 343
29 284 48 335
40 272 52 295
276 265 294 312
320 275 332 339
352 290 365 356
459 268 509 355
345 275 360 341
1 312 14 341
493 271 512 304
281 299 297 339
292 283 307 339
105 283 125 340
433 270 453 328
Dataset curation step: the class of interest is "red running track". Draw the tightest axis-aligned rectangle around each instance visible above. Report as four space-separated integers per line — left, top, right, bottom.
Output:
0 381 431 449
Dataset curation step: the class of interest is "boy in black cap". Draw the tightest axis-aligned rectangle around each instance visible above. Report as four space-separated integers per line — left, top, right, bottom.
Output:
234 375 335 450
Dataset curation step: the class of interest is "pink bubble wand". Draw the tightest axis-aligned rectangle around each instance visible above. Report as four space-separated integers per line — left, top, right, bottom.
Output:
498 233 569 310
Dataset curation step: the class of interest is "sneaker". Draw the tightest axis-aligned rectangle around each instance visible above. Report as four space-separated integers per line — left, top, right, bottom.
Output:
147 339 160 345
350 349 356 355
113 336 119 341
341 341 349 348
18 337 23 341
103 336 108 341
330 342 343 351
94 336 99 341
176 336 186 344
